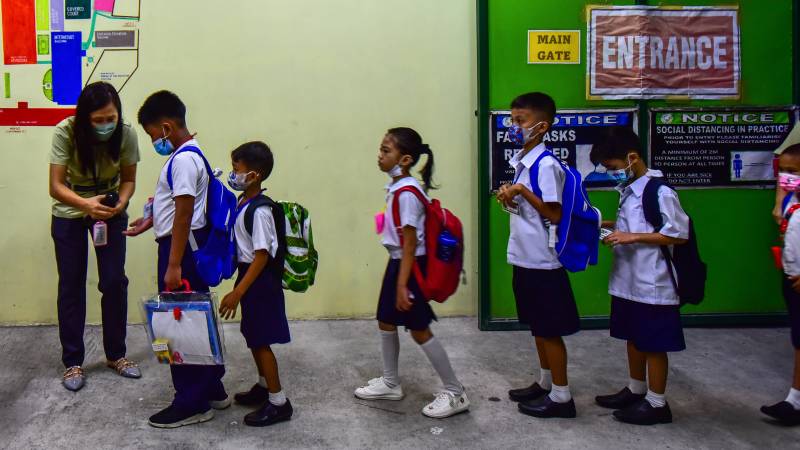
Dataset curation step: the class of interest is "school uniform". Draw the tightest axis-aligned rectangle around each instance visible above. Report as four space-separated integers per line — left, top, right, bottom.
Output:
781 193 800 349
608 169 689 353
507 143 579 338
233 199 291 348
377 176 436 331
153 139 227 414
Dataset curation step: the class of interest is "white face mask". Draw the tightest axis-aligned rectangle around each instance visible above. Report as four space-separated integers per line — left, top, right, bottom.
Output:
388 164 404 178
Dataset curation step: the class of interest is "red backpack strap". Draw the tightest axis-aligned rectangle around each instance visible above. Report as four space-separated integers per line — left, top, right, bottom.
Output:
391 185 428 243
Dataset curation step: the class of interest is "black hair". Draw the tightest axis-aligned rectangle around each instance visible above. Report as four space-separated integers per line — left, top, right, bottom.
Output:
510 92 556 123
73 82 123 176
387 127 436 192
589 126 643 165
231 141 274 181
137 90 187 128
782 143 800 158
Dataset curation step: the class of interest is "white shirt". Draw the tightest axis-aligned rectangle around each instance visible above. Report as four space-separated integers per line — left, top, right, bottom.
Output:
608 169 691 305
152 139 210 239
234 201 280 264
782 194 800 276
382 177 429 259
506 143 565 269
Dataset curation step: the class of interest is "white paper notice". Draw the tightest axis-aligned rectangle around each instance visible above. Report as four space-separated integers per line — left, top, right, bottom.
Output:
151 310 214 365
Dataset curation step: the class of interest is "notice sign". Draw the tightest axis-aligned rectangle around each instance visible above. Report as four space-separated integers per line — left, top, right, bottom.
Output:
649 108 798 188
587 6 740 99
490 109 638 191
528 30 580 64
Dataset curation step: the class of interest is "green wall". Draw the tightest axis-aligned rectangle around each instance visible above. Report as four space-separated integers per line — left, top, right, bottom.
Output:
481 0 797 326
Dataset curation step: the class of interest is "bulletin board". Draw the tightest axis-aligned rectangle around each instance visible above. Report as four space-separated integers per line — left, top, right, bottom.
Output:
477 0 800 330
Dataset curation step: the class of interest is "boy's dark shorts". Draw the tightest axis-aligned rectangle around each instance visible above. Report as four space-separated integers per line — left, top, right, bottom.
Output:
782 275 800 349
512 266 580 338
236 264 291 348
377 258 436 331
610 296 686 353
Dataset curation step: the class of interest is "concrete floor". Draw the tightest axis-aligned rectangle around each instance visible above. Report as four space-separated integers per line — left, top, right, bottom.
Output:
0 318 798 449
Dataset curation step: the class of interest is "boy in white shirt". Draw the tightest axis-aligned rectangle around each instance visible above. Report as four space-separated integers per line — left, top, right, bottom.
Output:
497 92 580 419
128 91 229 428
761 143 800 426
591 126 690 426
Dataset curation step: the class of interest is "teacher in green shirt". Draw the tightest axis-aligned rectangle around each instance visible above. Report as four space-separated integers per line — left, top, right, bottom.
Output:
49 82 142 391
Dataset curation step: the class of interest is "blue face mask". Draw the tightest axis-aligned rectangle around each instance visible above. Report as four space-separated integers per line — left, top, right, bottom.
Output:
608 158 634 185
93 122 117 141
227 171 254 191
152 127 174 156
509 121 545 146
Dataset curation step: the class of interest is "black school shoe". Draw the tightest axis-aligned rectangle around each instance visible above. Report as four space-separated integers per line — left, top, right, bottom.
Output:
509 382 550 403
244 399 293 427
595 387 646 410
613 399 672 425
148 405 214 429
761 401 800 425
518 396 576 419
235 384 269 407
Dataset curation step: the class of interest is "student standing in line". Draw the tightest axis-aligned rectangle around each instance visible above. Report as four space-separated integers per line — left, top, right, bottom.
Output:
354 127 469 419
219 141 293 427
127 91 230 428
497 92 580 419
761 143 800 426
590 126 690 425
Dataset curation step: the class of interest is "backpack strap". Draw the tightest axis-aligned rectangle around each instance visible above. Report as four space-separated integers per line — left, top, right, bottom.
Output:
166 145 213 191
242 194 287 278
641 177 679 293
391 185 428 242
783 191 795 214
525 150 557 198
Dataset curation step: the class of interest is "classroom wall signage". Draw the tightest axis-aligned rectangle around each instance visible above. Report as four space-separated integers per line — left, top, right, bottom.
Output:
648 107 799 188
587 6 740 99
489 109 638 192
527 30 580 64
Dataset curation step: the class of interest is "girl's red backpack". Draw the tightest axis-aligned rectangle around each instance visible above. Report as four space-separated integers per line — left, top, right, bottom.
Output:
392 186 464 303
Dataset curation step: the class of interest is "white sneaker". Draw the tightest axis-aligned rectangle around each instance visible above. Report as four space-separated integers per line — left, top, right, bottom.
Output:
422 390 470 418
210 396 232 410
354 377 404 400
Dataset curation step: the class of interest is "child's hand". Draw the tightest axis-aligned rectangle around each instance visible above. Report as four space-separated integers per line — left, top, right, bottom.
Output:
396 286 413 312
164 264 182 291
604 231 638 246
496 183 522 208
219 291 242 319
83 195 115 220
123 216 153 237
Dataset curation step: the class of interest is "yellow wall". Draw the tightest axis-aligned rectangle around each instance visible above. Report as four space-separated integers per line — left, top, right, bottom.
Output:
0 0 478 324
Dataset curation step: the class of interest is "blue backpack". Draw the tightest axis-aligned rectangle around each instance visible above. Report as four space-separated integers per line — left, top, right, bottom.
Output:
529 150 601 272
167 146 238 287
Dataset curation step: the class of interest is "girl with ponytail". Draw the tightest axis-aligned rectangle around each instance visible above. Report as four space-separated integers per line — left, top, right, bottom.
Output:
353 127 470 419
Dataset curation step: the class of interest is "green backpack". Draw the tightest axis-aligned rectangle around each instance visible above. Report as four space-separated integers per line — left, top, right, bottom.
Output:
244 196 319 293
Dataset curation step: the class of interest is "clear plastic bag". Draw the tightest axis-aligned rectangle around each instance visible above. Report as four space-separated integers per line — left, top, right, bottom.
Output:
140 289 225 365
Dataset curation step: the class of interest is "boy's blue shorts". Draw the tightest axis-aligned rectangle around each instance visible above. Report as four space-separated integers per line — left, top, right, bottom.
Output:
610 296 686 353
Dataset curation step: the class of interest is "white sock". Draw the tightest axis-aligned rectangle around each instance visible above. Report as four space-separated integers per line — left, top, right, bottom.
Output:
258 376 267 388
645 390 666 408
786 388 800 410
628 378 647 395
548 384 571 403
269 390 287 406
538 369 552 390
420 337 464 396
380 330 400 388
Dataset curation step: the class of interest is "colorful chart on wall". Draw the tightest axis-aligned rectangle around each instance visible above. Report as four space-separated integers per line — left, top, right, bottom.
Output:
0 0 141 126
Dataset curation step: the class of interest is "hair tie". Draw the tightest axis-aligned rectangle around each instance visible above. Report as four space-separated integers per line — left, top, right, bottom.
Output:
420 144 431 155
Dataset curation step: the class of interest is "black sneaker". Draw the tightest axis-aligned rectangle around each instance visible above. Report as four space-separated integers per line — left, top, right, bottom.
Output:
509 382 550 403
234 384 269 407
148 405 214 429
595 387 646 410
244 399 294 427
518 395 576 419
761 401 800 425
613 399 672 425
